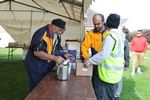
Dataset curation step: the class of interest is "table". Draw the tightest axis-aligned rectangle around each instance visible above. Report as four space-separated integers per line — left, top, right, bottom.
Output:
25 71 96 100
6 46 29 61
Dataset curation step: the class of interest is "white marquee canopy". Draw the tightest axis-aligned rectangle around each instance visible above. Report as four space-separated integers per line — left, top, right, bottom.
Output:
0 0 92 46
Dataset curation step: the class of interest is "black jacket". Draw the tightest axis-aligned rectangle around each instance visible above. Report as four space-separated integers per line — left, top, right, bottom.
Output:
124 38 130 68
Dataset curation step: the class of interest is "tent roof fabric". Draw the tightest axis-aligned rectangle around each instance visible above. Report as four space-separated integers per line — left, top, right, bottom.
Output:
0 0 92 44
0 0 92 22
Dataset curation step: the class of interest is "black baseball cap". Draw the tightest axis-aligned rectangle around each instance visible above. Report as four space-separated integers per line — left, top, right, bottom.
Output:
51 19 66 29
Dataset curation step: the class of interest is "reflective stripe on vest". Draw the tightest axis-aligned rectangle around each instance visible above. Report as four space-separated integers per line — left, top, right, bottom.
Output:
100 62 123 71
98 31 124 83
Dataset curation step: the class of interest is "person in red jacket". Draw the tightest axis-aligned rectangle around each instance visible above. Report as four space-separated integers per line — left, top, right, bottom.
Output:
130 30 148 76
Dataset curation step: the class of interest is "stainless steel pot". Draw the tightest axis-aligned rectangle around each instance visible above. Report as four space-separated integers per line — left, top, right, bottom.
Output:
57 59 71 80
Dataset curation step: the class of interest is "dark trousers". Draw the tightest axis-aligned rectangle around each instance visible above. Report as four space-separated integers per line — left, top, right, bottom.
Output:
92 75 119 100
91 51 119 99
27 71 46 92
26 62 56 92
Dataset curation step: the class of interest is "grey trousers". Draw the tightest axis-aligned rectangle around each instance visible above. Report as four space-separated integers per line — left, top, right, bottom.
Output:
115 79 122 97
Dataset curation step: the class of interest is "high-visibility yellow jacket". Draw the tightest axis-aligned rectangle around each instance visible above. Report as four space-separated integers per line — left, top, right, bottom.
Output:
98 29 124 83
81 30 109 59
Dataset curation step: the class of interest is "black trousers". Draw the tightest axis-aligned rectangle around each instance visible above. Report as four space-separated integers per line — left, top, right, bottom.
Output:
92 66 119 100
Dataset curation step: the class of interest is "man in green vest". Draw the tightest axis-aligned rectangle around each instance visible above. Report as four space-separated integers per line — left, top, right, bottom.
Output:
84 13 125 100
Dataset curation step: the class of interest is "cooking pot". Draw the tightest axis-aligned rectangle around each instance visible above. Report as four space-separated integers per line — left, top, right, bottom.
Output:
57 59 71 80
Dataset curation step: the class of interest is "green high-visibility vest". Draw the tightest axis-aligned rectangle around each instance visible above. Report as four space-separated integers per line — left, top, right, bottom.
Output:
98 30 124 83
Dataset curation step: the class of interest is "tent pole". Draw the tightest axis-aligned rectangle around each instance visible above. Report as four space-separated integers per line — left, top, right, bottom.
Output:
61 2 71 18
60 0 82 7
9 0 11 11
0 10 43 12
12 0 80 22
80 0 84 41
30 11 33 41
32 0 45 10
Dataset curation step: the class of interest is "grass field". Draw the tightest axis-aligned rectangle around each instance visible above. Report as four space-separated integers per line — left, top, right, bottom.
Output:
120 50 150 100
0 48 150 100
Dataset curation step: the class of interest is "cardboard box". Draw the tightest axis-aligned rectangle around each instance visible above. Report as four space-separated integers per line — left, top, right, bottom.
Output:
76 62 93 76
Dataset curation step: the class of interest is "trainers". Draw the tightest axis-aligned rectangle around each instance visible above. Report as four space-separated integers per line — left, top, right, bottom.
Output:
137 68 142 74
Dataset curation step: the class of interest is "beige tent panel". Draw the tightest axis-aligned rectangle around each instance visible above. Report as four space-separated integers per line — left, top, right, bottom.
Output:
2 25 30 44
0 0 92 47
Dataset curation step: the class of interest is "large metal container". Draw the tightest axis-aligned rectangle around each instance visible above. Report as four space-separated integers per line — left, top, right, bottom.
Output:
57 59 71 81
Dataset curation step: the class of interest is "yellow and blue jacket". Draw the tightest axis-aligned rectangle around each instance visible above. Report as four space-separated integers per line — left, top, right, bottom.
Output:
81 30 109 59
25 24 65 74
81 29 109 77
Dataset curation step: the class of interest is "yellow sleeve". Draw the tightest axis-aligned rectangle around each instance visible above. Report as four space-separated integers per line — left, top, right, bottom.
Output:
81 32 92 59
103 30 109 39
84 27 87 37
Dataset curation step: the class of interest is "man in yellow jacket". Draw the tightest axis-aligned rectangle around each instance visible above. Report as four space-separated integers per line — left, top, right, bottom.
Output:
81 13 108 98
85 13 125 100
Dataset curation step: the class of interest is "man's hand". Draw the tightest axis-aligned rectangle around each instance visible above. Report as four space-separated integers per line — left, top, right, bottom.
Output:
83 59 90 68
64 54 74 59
53 56 65 64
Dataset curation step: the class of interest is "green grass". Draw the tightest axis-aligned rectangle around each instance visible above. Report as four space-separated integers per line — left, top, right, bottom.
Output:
0 48 28 100
0 48 150 100
120 50 150 100
0 48 23 60
0 61 28 100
